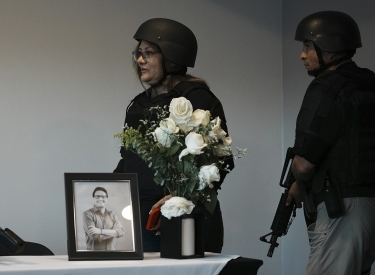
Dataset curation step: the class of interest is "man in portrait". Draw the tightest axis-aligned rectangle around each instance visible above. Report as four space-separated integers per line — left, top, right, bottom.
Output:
83 187 125 250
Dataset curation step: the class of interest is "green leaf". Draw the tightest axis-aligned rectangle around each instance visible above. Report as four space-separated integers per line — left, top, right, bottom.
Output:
187 179 196 193
175 161 184 173
153 174 163 186
203 188 217 215
165 144 181 156
184 161 193 175
159 146 168 154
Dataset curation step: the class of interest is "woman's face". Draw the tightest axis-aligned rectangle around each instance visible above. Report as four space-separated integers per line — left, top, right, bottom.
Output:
136 41 163 85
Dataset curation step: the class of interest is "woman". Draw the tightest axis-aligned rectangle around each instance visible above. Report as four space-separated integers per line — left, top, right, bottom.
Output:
114 18 234 252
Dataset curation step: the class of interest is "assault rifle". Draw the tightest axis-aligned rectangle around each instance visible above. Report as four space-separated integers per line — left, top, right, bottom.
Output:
260 147 315 257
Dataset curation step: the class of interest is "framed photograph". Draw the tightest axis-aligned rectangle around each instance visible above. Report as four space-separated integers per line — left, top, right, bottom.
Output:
64 173 143 261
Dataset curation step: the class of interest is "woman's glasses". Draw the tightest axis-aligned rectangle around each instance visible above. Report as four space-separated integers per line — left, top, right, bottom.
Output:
132 51 158 61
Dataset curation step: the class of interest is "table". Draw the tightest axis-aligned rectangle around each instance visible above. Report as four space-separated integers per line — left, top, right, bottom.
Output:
0 253 263 275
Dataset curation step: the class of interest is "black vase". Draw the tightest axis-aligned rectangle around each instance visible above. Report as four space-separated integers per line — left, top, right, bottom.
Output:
160 208 204 259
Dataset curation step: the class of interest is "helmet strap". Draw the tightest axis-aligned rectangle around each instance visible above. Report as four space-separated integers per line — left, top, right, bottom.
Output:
308 43 354 77
314 43 326 67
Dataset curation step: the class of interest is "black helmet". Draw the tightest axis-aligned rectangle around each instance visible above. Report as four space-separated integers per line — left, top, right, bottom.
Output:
133 18 197 68
295 11 362 52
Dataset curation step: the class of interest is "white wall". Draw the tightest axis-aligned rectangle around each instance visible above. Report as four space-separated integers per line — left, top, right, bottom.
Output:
0 1 282 274
282 0 375 274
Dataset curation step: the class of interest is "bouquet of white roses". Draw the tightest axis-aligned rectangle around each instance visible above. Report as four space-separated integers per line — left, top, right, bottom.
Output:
115 97 246 218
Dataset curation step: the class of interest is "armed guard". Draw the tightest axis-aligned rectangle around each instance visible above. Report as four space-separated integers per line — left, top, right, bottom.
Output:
287 11 375 275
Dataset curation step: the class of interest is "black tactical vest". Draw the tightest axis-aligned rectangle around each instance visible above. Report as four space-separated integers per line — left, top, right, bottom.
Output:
311 68 375 197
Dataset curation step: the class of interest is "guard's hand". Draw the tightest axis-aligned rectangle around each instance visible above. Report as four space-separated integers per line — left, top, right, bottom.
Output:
286 181 302 208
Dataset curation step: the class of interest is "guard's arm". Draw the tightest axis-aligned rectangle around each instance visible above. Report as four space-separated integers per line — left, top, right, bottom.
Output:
292 155 315 183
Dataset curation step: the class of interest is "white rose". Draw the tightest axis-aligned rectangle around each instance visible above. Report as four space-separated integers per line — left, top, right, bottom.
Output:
210 117 227 140
197 164 220 190
178 132 207 160
187 109 211 127
205 117 227 145
153 118 179 147
160 197 195 219
169 97 193 125
210 118 233 156
178 123 194 133
223 136 232 146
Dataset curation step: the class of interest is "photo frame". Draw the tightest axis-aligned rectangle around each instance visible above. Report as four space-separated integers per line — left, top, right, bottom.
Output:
64 173 143 261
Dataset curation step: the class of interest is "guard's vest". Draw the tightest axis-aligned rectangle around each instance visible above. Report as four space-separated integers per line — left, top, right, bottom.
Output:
311 70 375 197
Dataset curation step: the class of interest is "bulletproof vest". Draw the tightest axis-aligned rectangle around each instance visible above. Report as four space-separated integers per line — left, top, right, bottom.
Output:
124 82 213 133
311 69 375 195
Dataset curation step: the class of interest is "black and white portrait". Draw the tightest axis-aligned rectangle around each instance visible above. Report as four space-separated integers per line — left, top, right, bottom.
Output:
73 181 134 251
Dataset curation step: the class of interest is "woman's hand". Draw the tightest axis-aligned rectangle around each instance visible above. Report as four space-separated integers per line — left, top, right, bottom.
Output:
148 195 172 233
150 194 172 212
149 218 161 233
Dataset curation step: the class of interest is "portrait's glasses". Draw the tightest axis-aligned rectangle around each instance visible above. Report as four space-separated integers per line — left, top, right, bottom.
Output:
132 51 158 61
94 195 107 199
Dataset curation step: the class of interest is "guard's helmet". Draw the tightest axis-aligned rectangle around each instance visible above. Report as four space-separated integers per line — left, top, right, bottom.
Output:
295 11 362 52
134 18 197 68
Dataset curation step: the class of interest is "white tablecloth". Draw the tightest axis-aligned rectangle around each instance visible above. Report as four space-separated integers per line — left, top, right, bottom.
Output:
0 253 239 275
